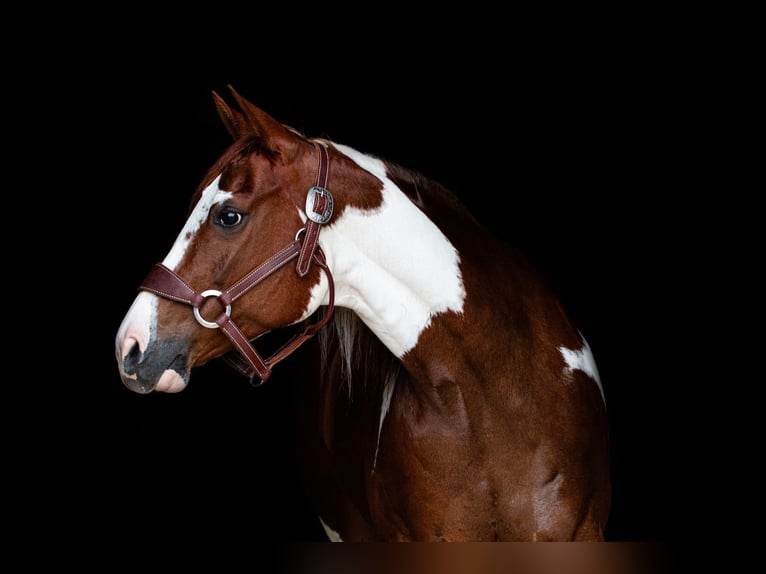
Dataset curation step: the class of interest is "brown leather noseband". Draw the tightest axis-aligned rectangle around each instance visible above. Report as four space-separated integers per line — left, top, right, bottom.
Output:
137 142 335 385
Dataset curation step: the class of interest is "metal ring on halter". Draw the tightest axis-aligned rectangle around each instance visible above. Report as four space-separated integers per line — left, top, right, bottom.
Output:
295 227 306 240
193 289 231 329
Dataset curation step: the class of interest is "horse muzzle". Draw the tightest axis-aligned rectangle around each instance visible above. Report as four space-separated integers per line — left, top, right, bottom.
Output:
117 334 191 394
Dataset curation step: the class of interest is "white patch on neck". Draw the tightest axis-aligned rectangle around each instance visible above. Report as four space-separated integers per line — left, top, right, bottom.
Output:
311 143 466 358
559 334 606 405
163 175 232 270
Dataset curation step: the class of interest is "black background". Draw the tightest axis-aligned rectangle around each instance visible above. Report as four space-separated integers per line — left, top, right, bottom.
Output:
56 22 694 545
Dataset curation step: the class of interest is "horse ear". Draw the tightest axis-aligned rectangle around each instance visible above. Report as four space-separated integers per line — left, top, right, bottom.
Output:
212 90 248 139
226 84 299 146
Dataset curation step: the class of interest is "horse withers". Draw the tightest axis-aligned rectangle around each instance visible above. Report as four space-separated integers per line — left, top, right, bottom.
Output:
115 86 611 541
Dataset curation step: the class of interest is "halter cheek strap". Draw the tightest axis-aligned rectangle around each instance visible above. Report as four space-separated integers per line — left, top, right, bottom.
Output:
138 141 335 384
297 142 332 276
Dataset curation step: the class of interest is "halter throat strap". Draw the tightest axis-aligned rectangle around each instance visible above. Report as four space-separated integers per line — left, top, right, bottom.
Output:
138 141 335 385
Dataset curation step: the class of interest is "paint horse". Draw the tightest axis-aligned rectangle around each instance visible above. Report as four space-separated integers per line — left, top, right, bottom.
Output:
115 86 611 541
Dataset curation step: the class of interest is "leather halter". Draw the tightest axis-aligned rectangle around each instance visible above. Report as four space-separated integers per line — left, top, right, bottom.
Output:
138 142 335 385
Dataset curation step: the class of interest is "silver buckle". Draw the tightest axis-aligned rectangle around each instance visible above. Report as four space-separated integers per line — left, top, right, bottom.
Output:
305 186 333 224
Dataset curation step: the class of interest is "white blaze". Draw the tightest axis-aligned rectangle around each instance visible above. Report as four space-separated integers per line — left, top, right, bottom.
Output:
163 176 232 269
116 176 232 363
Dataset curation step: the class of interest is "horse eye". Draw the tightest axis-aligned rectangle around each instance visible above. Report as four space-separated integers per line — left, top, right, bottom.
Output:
217 210 243 228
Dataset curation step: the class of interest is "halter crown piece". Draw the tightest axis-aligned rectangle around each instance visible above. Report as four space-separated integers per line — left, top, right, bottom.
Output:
138 142 335 385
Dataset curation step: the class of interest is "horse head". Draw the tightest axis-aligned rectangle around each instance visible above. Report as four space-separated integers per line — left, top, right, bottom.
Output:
115 86 341 393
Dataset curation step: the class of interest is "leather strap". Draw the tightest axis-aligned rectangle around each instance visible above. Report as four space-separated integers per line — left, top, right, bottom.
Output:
297 142 331 276
140 241 335 384
225 248 335 380
140 264 204 307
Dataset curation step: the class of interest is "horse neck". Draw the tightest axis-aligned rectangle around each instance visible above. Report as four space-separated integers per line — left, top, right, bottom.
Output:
319 148 467 362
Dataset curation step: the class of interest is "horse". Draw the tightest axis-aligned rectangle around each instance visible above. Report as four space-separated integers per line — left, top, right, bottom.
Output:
115 85 611 541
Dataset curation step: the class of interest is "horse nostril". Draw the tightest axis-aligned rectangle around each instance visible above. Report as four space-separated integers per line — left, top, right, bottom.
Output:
122 338 143 375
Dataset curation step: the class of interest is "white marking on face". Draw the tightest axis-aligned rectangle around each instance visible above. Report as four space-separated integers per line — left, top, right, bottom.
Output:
115 290 157 372
163 175 232 269
115 176 232 363
559 334 605 405
309 143 466 358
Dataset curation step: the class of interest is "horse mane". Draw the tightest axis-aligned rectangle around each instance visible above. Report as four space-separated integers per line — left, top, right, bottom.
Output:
318 307 401 399
382 160 481 229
